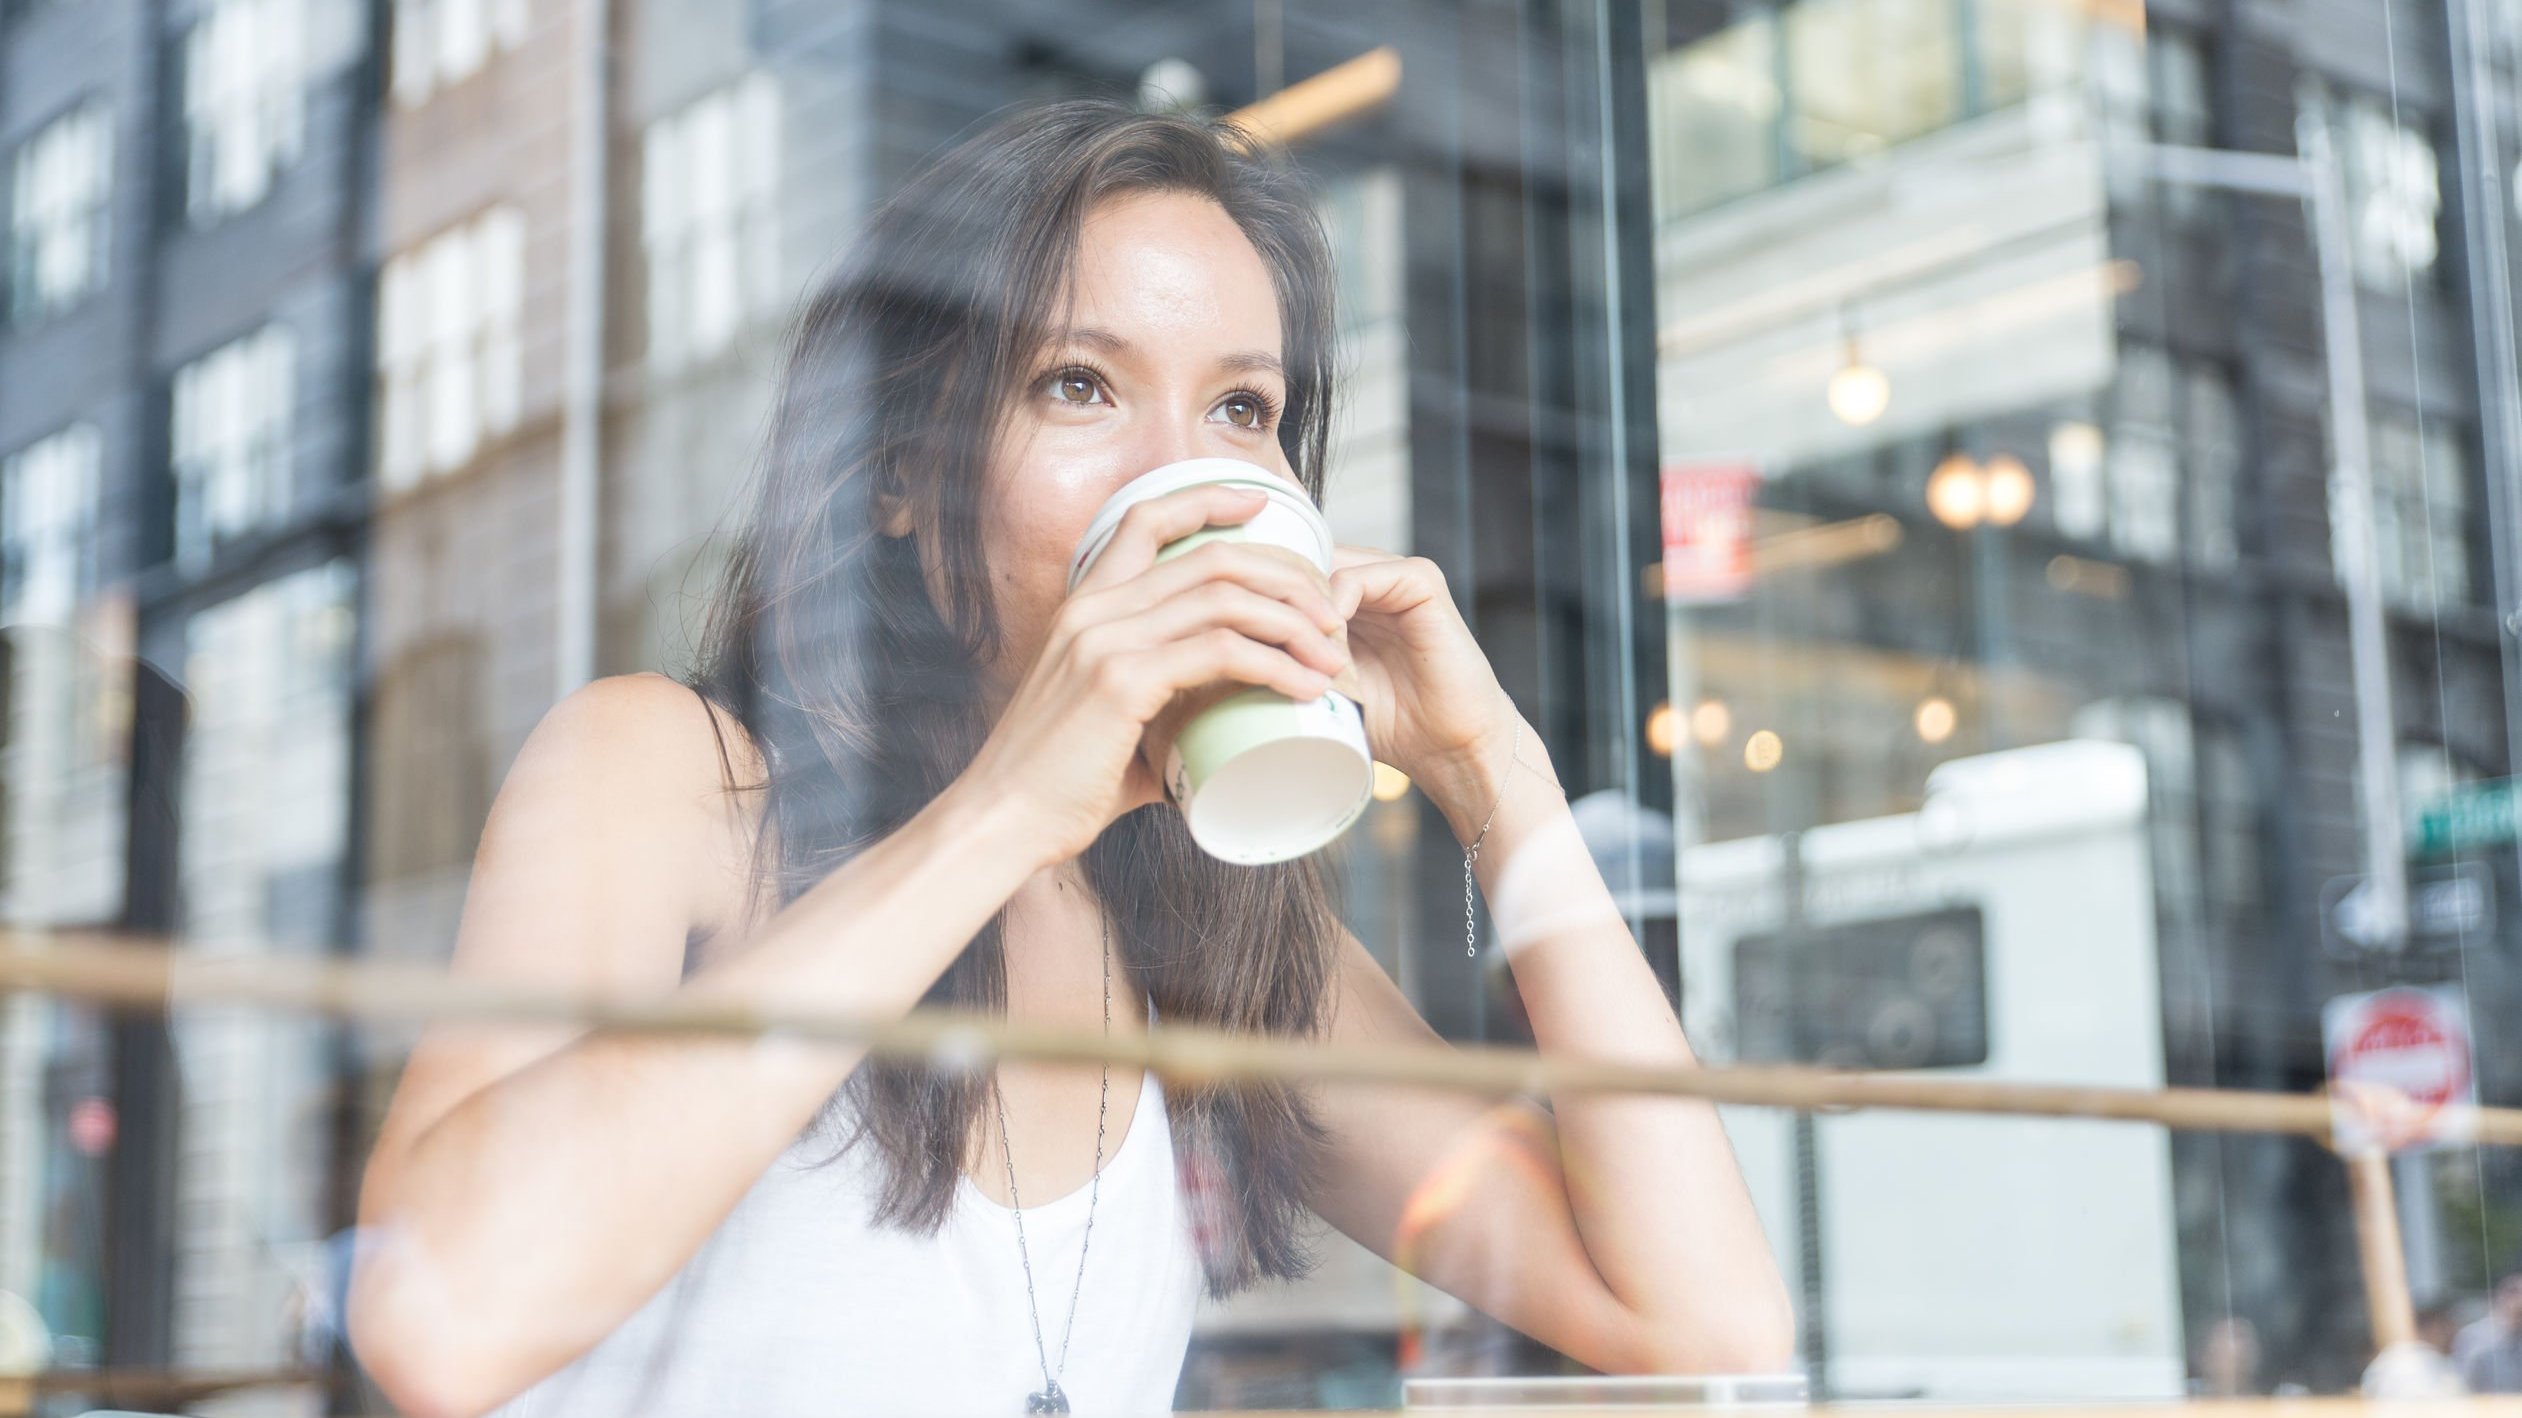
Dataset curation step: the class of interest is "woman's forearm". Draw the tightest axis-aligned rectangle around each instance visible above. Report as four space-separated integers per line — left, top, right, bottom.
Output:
354 781 1047 1416
1429 720 1796 1371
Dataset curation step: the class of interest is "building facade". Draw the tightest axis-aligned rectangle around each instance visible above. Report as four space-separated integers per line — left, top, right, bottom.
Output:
1647 0 2521 1392
1 0 379 1390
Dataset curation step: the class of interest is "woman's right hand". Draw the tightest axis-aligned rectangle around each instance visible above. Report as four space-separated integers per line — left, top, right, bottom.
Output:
956 482 1353 868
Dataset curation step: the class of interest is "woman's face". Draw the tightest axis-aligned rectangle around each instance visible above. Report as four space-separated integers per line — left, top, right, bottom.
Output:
969 189 1300 694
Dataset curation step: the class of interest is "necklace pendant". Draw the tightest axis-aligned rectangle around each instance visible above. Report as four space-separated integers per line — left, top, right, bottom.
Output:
1026 1381 1070 1414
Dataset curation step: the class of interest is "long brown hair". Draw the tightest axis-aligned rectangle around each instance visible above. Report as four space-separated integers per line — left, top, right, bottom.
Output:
684 98 1344 1297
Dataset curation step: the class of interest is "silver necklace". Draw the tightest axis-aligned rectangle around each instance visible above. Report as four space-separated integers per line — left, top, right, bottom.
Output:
990 906 1112 1416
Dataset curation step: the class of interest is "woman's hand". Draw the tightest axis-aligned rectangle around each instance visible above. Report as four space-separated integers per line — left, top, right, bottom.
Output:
957 484 1355 869
1329 547 1519 807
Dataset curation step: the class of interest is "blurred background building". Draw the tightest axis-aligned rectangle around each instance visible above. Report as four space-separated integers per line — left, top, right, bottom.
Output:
0 0 2517 1409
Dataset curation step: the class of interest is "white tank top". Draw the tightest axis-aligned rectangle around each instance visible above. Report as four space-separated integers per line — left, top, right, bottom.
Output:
480 1048 1204 1417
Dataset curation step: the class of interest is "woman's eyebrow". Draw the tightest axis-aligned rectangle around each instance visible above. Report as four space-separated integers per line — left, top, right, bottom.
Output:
1056 326 1134 356
1053 326 1285 381
1217 350 1287 380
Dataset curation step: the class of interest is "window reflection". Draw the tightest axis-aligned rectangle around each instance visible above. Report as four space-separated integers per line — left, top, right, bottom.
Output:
0 0 2517 1407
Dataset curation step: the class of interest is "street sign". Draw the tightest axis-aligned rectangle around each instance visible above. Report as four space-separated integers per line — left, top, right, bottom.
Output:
2320 861 2496 954
2323 985 2475 1153
1660 460 1761 604
2409 778 2522 858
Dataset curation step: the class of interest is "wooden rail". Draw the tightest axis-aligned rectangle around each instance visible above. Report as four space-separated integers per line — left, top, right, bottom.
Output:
4 927 2511 1404
7 931 2520 1145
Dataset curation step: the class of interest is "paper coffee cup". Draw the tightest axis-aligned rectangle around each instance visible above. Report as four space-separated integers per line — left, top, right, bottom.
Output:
1067 458 1373 865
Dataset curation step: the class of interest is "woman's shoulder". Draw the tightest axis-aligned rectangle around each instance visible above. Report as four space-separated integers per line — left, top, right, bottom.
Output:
519 671 774 943
531 670 768 790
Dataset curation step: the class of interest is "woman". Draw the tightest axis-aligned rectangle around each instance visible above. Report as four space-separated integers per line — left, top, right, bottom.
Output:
345 98 1791 1418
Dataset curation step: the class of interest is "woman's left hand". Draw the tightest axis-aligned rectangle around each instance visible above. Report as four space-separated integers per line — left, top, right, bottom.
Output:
1329 546 1515 796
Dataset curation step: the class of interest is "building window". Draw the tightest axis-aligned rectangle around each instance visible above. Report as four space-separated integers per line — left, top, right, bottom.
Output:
8 101 113 325
2147 28 2210 147
2331 93 2441 293
2052 346 2236 567
376 206 523 490
2365 411 2471 610
2139 27 2213 225
389 0 528 107
183 0 306 223
1974 0 2087 110
2102 344 2180 562
2180 361 2240 570
2197 724 2262 928
1648 17 1783 223
642 72 781 372
1 424 102 625
1649 0 2072 223
1784 0 1960 170
171 325 296 574
168 555 355 1376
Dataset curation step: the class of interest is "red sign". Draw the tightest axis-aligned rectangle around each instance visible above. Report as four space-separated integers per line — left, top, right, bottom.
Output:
2324 986 2475 1152
68 1096 115 1156
1660 461 1762 604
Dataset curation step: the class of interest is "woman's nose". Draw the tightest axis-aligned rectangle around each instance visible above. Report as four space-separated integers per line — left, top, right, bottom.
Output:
1126 409 1216 474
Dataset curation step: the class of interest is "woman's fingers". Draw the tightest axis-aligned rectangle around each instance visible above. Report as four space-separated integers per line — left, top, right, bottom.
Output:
1110 581 1351 678
1329 550 1446 620
1123 628 1334 705
1075 538 1342 635
1053 500 1357 715
1060 577 1350 717
1330 542 1401 571
1071 483 1270 595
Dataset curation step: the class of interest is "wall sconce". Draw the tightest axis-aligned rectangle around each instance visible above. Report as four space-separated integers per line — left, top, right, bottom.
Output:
1828 310 1890 427
1926 451 2036 530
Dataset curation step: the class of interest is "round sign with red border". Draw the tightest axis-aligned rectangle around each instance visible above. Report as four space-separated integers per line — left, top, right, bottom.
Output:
2325 986 2474 1149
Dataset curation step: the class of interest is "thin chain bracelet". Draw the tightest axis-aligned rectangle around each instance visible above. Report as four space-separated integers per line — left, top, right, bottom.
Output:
1461 718 1527 959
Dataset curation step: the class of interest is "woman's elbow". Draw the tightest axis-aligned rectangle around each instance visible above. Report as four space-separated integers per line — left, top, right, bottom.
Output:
347 1289 481 1418
1620 1288 1800 1376
343 1223 516 1418
1701 1295 1800 1374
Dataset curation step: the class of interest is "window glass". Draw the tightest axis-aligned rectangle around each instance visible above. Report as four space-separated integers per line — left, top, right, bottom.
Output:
172 324 297 572
642 72 783 371
2333 91 2444 292
1648 14 1782 221
1785 0 1961 169
13 0 2522 1408
7 101 113 323
183 0 307 223
375 206 523 488
390 0 527 106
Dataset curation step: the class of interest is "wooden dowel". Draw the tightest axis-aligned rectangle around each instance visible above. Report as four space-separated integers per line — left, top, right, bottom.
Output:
2343 1148 2419 1354
9 931 2522 1147
1226 46 1401 148
0 1364 318 1418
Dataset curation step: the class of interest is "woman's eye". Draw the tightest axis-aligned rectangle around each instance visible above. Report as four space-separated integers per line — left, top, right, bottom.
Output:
1046 370 1106 406
1214 393 1268 429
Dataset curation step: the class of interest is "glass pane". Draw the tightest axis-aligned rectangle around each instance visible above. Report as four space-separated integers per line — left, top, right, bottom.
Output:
7 0 2522 1411
1649 14 1782 220
1786 0 1962 168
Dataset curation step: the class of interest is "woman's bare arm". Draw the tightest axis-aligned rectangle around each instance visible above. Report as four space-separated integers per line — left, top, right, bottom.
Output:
351 483 1352 1417
346 672 1046 1418
1310 719 1794 1375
